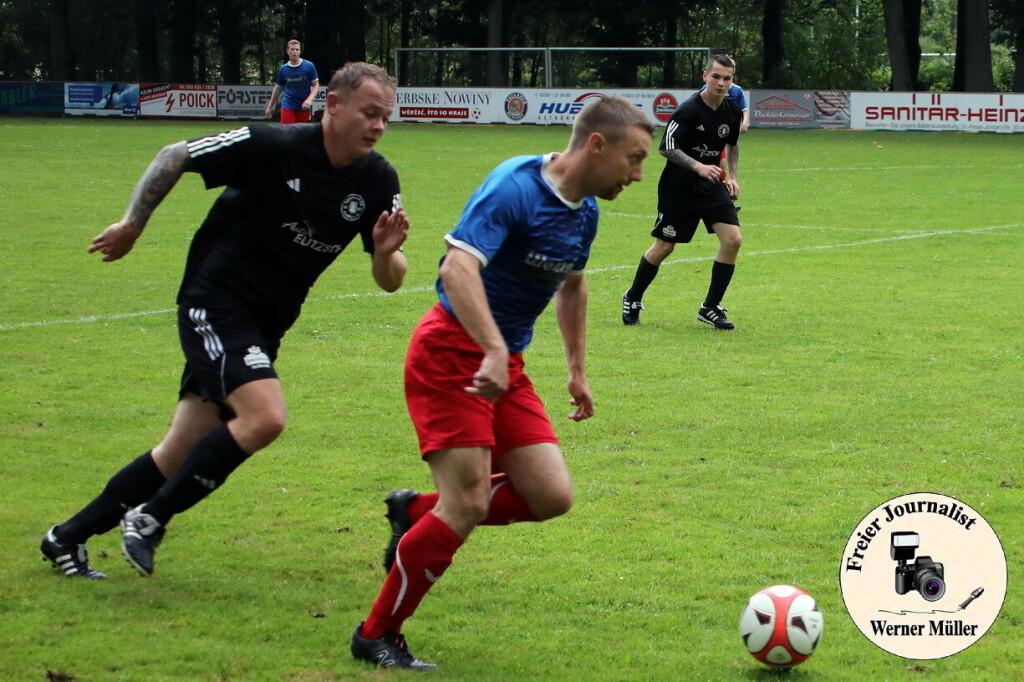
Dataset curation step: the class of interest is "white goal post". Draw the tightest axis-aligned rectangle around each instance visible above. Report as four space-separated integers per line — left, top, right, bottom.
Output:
394 46 712 89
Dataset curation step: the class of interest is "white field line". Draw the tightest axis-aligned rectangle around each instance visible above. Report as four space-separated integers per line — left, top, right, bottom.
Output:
2 223 1021 332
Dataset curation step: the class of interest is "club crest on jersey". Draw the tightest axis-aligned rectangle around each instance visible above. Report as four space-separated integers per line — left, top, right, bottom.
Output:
243 346 271 369
718 124 730 138
341 194 366 221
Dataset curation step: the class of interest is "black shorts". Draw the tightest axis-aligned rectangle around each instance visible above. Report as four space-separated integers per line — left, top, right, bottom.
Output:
652 191 740 244
177 300 282 405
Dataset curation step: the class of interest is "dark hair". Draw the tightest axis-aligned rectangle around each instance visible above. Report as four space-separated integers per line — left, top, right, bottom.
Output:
705 54 736 71
568 96 655 150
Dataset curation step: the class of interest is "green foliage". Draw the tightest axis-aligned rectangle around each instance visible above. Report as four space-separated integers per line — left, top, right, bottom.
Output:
1 0 1020 91
2 119 1023 680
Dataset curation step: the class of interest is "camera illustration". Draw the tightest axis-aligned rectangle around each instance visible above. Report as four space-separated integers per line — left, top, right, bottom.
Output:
891 531 946 601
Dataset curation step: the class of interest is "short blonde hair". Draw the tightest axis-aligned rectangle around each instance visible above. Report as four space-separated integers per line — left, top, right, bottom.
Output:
327 62 396 101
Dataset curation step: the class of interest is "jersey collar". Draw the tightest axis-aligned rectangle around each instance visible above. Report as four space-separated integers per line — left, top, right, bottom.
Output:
540 153 585 210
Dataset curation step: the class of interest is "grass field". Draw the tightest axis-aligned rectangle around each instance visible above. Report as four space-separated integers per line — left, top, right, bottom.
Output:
1 117 1022 681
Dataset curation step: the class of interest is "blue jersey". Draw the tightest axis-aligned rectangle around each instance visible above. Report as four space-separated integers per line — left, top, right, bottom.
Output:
274 60 319 110
438 154 599 354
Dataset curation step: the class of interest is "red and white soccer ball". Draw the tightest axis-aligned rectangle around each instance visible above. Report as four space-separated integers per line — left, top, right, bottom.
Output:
739 585 824 667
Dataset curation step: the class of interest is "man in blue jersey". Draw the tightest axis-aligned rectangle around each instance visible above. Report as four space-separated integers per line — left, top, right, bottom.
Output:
264 40 319 124
350 96 655 670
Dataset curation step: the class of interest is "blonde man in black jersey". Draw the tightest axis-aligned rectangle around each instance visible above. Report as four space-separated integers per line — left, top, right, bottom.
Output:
40 63 409 579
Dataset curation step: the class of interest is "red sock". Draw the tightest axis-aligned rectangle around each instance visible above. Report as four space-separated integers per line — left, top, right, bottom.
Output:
362 512 463 638
481 474 538 525
405 474 538 527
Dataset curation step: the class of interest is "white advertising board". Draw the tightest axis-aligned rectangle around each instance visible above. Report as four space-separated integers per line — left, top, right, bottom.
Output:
851 92 1024 133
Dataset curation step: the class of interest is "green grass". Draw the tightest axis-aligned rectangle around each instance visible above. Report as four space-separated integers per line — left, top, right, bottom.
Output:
1 118 1022 681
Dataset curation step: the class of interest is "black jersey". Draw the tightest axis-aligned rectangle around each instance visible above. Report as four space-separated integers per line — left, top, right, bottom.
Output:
178 123 400 331
657 92 741 206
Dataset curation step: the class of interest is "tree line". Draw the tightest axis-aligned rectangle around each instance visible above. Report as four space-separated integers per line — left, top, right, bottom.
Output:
2 0 1021 92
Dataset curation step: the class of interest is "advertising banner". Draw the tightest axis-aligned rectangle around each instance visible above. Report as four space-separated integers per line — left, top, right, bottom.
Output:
851 92 1024 133
64 82 139 116
140 84 217 118
217 85 274 119
224 85 326 119
750 90 850 129
0 82 64 115
392 88 699 127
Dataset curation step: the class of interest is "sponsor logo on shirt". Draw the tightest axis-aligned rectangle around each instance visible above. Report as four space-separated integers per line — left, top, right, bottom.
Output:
284 222 344 254
691 143 721 159
525 250 574 275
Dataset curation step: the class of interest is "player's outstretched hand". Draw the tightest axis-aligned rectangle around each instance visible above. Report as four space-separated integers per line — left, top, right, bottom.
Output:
566 374 594 421
87 221 142 262
371 208 409 254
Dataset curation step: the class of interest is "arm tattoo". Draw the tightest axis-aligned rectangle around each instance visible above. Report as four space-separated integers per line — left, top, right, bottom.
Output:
124 142 194 230
660 148 698 170
726 145 739 178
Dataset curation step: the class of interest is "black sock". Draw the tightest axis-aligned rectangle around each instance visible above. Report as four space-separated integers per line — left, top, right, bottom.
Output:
626 256 660 301
703 261 736 308
142 423 251 526
55 451 166 544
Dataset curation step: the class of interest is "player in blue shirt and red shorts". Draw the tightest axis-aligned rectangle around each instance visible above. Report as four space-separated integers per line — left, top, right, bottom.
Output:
350 96 655 670
264 40 319 124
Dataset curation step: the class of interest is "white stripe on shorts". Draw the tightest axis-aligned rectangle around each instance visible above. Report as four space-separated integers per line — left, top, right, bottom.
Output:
188 308 224 361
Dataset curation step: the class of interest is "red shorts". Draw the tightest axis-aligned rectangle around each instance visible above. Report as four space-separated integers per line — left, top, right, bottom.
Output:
405 304 558 463
280 108 310 124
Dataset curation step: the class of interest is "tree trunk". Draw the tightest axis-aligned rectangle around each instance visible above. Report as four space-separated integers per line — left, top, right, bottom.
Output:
169 0 197 82
953 0 994 92
398 0 411 86
883 0 922 90
662 13 677 88
486 0 505 87
217 0 243 84
134 0 161 81
49 0 74 80
762 0 785 87
338 0 369 66
304 1 331 78
1014 27 1024 91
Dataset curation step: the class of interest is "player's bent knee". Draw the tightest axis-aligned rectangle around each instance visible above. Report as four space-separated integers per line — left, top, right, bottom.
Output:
447 495 490 526
234 414 286 450
533 488 574 521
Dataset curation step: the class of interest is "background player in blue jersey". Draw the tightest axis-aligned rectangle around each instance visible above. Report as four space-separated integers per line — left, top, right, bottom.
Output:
264 40 319 124
622 54 743 330
349 97 655 670
40 63 408 580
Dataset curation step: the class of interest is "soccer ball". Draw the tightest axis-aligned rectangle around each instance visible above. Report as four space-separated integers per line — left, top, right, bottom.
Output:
739 585 823 667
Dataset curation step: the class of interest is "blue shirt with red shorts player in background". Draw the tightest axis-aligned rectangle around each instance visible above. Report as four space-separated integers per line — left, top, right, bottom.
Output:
350 95 656 671
265 39 319 124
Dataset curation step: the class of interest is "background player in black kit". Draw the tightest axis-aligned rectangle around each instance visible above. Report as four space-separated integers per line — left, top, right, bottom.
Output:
40 62 409 578
622 54 743 330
